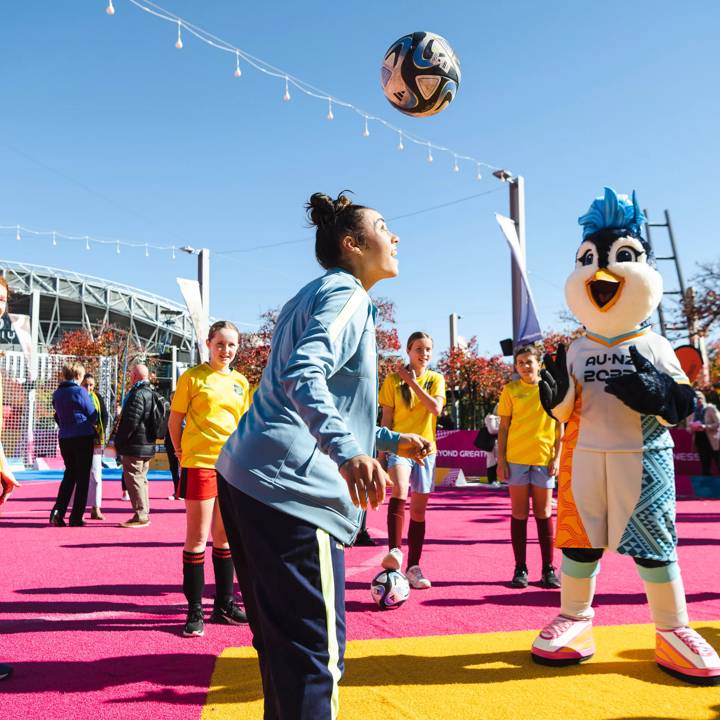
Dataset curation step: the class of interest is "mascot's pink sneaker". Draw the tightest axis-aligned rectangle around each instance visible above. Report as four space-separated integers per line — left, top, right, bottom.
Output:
531 615 595 666
655 627 720 685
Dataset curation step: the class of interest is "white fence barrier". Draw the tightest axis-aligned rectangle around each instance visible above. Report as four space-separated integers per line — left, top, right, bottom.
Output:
0 352 117 468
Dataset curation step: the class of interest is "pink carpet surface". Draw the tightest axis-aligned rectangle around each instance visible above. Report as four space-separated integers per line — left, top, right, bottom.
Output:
2 480 719 719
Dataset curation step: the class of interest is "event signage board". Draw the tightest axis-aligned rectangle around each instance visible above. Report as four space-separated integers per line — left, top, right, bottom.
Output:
436 428 707 487
436 430 487 475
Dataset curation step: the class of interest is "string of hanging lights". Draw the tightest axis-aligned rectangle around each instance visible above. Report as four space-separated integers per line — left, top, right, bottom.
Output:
104 0 502 182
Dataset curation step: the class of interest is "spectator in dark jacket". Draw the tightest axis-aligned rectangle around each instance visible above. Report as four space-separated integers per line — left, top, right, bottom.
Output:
114 363 156 528
50 362 98 527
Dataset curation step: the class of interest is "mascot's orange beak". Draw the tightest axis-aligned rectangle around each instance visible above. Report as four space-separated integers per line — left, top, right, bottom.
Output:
586 268 624 311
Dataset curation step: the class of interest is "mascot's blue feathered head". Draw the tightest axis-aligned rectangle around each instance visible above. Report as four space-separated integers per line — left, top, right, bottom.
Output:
578 187 646 239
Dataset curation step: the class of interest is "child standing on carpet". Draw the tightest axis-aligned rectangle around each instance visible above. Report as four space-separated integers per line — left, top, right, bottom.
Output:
380 331 446 589
168 320 251 637
497 345 562 589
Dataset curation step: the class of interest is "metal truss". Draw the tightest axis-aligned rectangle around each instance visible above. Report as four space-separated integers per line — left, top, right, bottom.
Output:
0 260 194 356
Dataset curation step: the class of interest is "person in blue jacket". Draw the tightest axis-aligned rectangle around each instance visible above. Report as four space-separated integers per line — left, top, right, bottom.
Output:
49 361 97 527
216 191 431 720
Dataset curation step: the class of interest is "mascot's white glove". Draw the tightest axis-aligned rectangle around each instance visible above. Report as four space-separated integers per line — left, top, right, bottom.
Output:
604 345 694 425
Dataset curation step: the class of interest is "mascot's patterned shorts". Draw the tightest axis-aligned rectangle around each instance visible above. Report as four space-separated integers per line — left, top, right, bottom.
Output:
530 187 720 685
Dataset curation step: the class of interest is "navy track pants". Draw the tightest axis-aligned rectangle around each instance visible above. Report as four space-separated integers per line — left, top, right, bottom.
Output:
218 475 346 720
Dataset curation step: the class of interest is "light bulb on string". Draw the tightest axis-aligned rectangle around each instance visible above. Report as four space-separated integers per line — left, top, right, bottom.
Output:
234 50 242 78
175 20 183 49
326 98 334 121
426 143 433 163
145 244 150 258
106 0 115 16
85 236 91 251
116 240 121 255
397 131 404 151
16 225 20 241
52 231 57 247
362 116 370 137
476 164 482 181
282 76 291 102
453 156 460 173
171 246 176 260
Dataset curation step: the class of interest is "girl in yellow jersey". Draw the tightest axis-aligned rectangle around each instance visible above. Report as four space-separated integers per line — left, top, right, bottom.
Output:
379 331 446 589
168 320 251 637
497 345 562 590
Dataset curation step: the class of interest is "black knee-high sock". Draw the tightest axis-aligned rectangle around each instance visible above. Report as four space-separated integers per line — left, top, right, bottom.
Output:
510 517 528 569
212 546 235 605
535 516 555 568
182 550 205 607
407 520 426 569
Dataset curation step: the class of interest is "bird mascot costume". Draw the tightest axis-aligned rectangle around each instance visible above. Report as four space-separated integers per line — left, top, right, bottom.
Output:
530 187 720 685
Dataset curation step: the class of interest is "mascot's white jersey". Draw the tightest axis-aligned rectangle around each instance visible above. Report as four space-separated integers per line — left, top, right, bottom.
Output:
568 327 688 453
557 325 690 558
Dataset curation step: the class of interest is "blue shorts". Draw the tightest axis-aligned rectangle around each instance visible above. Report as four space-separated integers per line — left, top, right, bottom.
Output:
507 463 555 489
387 453 437 494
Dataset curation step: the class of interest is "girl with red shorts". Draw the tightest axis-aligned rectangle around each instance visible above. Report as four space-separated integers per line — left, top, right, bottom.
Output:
168 320 251 637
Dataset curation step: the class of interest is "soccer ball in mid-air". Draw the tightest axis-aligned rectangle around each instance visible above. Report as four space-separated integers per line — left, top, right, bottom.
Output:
380 31 461 117
370 569 411 609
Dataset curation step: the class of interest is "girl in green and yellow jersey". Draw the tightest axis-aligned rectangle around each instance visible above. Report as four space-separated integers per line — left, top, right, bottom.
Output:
168 320 251 638
379 331 446 589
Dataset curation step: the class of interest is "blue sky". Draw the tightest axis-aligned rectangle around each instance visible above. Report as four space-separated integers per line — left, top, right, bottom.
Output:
1 1 718 357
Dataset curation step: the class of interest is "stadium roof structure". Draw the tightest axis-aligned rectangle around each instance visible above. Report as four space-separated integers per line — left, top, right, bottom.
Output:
0 259 194 356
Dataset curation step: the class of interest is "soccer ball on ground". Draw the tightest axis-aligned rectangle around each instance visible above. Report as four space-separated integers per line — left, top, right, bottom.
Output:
380 31 461 117
370 569 410 609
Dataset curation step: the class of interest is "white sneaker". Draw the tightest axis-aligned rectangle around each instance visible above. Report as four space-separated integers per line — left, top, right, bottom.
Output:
656 627 720 684
406 565 431 589
382 547 403 571
531 614 595 665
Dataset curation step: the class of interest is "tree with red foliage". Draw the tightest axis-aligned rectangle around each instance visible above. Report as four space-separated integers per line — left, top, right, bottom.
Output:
540 327 585 356
234 309 277 387
437 338 512 429
50 325 148 402
436 328 586 429
682 261 720 336
50 327 126 358
373 297 403 387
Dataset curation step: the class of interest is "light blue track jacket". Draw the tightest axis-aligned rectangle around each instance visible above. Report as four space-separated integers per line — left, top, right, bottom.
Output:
216 267 400 545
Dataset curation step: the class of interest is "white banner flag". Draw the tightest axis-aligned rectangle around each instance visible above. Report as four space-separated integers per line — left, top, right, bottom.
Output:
176 278 209 362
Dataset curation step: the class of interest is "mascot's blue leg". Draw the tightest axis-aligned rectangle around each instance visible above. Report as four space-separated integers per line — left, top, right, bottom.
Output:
531 548 602 665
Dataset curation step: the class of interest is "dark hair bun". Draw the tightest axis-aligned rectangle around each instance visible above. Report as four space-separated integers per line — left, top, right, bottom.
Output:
306 192 352 228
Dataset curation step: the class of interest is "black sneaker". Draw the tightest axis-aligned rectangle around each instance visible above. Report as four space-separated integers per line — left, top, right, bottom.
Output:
183 605 205 637
541 565 561 589
511 566 529 588
0 663 13 681
210 599 248 625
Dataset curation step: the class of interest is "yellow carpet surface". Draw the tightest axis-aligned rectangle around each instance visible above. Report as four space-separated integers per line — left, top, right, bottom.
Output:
203 622 720 720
